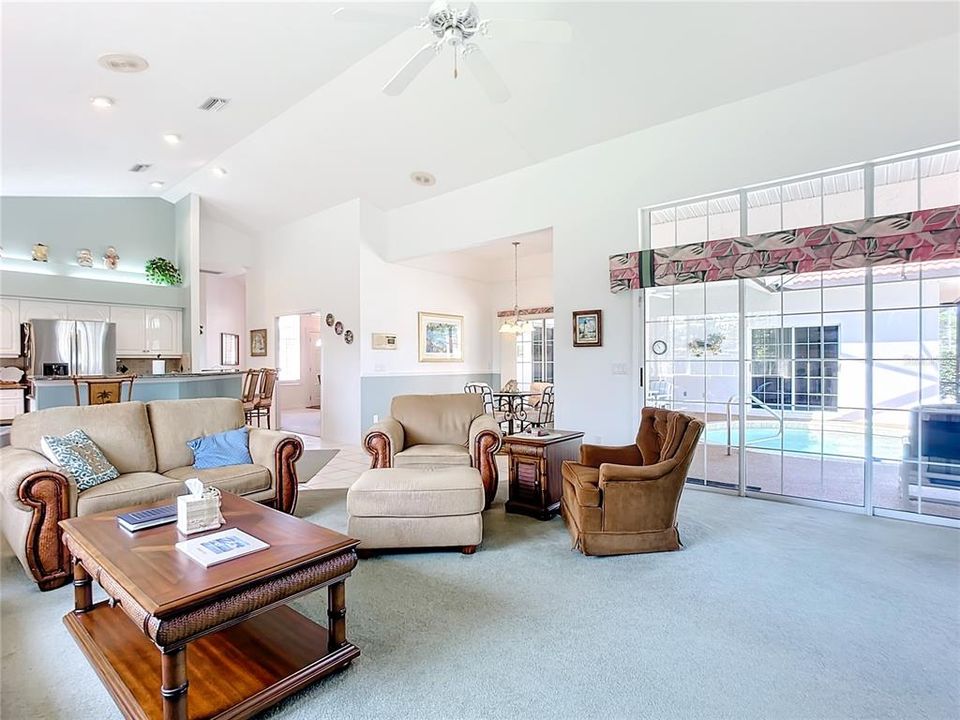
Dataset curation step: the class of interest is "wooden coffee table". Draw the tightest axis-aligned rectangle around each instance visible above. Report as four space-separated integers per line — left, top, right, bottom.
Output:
59 492 360 720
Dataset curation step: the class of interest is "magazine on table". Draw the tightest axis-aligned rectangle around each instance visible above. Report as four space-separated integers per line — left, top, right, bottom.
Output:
175 528 269 567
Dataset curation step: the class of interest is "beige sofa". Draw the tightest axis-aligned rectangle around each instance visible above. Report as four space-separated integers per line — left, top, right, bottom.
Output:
0 398 303 590
363 394 502 509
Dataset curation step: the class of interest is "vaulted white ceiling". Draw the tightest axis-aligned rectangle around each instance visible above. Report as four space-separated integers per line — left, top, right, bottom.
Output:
3 2 957 234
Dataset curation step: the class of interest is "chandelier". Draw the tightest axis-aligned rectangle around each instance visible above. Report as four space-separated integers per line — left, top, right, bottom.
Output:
499 241 532 334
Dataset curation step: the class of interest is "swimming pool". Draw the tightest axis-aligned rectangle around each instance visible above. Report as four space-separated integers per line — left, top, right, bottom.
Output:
704 424 904 460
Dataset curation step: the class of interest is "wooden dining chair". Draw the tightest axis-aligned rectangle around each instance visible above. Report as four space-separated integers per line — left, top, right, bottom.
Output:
248 369 277 428
241 369 262 425
73 375 137 406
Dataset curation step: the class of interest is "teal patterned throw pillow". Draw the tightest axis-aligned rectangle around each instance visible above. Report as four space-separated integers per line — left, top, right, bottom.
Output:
41 429 119 491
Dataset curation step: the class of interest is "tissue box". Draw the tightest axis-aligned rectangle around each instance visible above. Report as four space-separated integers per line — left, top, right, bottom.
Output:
177 488 223 535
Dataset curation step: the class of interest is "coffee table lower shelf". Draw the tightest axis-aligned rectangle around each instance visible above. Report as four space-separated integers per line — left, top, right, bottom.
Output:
64 601 360 720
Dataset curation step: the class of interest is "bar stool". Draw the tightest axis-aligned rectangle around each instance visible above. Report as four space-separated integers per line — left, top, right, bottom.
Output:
73 375 137 406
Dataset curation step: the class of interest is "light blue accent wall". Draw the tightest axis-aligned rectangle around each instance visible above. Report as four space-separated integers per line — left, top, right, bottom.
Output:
0 196 183 307
32 375 242 410
360 373 500 434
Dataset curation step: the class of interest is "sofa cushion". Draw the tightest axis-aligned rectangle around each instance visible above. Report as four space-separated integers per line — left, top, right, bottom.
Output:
347 467 484 518
11 402 156 474
41 429 119 491
164 464 272 495
394 444 472 468
77 472 184 516
390 394 483 447
148 398 245 473
187 427 253 469
562 461 602 507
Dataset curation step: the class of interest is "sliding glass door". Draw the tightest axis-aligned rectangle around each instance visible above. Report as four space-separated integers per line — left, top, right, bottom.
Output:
642 260 960 522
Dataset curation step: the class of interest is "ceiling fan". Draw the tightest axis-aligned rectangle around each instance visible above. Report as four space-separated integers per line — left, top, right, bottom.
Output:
333 1 572 103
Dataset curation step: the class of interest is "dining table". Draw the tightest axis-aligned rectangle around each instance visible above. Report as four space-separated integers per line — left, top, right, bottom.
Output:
492 391 537 435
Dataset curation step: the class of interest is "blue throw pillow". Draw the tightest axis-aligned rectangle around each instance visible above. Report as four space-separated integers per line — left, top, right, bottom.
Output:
187 427 253 469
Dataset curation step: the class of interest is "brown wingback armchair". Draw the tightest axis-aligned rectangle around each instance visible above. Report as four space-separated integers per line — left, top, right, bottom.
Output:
561 407 704 556
363 394 503 509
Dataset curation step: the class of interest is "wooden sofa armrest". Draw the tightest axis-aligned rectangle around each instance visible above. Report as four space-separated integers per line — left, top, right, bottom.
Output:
0 447 75 590
248 428 303 515
469 414 503 510
363 418 404 469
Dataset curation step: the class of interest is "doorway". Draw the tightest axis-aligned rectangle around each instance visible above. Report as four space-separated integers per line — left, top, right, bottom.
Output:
275 312 324 438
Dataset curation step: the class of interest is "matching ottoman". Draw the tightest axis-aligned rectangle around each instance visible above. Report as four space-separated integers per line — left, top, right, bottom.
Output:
346 467 484 554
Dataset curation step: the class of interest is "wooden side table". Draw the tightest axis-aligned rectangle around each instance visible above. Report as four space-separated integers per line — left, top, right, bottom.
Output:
504 430 584 520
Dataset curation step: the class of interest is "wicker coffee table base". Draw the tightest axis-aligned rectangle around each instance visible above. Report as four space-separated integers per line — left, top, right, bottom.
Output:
64 554 359 720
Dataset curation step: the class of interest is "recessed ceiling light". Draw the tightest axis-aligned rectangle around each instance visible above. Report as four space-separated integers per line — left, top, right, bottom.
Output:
410 171 436 187
162 133 181 145
211 167 228 177
150 181 165 189
98 53 149 73
90 96 115 109
129 163 152 173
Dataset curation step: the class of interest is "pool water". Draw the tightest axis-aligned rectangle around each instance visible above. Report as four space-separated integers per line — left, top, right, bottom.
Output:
704 424 904 460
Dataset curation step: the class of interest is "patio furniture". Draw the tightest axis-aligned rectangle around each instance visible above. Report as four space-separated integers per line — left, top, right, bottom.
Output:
492 390 536 435
73 375 136 406
464 382 509 433
560 406 704 556
520 384 555 432
363 393 502 509
347 467 484 554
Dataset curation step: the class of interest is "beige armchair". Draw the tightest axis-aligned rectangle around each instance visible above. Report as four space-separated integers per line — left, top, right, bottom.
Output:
561 407 704 556
363 394 503 509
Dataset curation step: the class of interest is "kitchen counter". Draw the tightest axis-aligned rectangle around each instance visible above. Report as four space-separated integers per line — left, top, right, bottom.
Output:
28 371 244 411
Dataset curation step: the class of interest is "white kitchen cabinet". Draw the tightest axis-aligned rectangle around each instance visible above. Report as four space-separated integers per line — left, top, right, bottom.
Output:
0 387 25 422
0 298 20 357
145 308 182 355
19 299 68 322
110 306 147 355
67 303 111 322
110 305 182 356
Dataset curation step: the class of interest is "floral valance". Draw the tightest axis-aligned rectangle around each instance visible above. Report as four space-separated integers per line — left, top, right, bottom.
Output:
609 204 960 293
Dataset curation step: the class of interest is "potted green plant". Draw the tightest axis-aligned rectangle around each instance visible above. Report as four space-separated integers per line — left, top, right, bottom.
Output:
145 257 182 286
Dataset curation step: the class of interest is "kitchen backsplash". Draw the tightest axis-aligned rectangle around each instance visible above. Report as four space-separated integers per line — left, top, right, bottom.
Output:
118 357 183 375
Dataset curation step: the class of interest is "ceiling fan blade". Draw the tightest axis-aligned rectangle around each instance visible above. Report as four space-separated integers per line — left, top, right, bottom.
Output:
332 6 418 30
484 18 573 43
383 44 439 96
462 47 510 104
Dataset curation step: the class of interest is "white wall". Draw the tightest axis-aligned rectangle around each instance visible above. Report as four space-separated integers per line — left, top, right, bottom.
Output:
200 273 246 370
359 246 496 377
382 36 960 444
174 194 201 370
242 200 363 444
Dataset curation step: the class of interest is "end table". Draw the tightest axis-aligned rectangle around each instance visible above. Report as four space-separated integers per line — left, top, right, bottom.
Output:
504 429 584 520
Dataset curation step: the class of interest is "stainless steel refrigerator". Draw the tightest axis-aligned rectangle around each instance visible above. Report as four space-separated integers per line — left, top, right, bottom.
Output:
27 319 117 377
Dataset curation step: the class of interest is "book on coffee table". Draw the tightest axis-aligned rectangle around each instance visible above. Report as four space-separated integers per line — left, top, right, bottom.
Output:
176 528 269 567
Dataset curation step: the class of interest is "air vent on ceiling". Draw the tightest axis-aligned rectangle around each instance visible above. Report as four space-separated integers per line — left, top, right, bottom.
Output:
98 53 149 73
199 269 224 275
128 163 152 173
198 97 231 112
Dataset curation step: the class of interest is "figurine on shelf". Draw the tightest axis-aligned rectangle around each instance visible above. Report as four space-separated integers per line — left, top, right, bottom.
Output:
77 248 93 267
31 243 48 262
103 246 120 270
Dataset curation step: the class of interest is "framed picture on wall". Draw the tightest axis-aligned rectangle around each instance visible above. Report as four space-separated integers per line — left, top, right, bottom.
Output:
221 333 240 366
572 309 603 347
418 312 463 362
250 329 268 357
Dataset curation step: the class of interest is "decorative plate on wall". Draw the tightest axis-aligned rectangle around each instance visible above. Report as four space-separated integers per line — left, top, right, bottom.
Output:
344 330 354 344
325 313 335 327
334 321 344 336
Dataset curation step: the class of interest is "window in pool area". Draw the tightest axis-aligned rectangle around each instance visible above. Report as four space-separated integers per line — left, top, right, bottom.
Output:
516 318 554 389
640 143 960 525
750 325 839 411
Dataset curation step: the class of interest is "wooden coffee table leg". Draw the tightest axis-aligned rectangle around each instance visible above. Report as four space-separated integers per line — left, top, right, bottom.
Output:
73 558 92 613
327 581 347 651
160 646 188 720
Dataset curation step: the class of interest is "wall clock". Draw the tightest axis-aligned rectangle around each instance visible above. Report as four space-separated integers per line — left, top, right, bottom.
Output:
652 340 668 356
